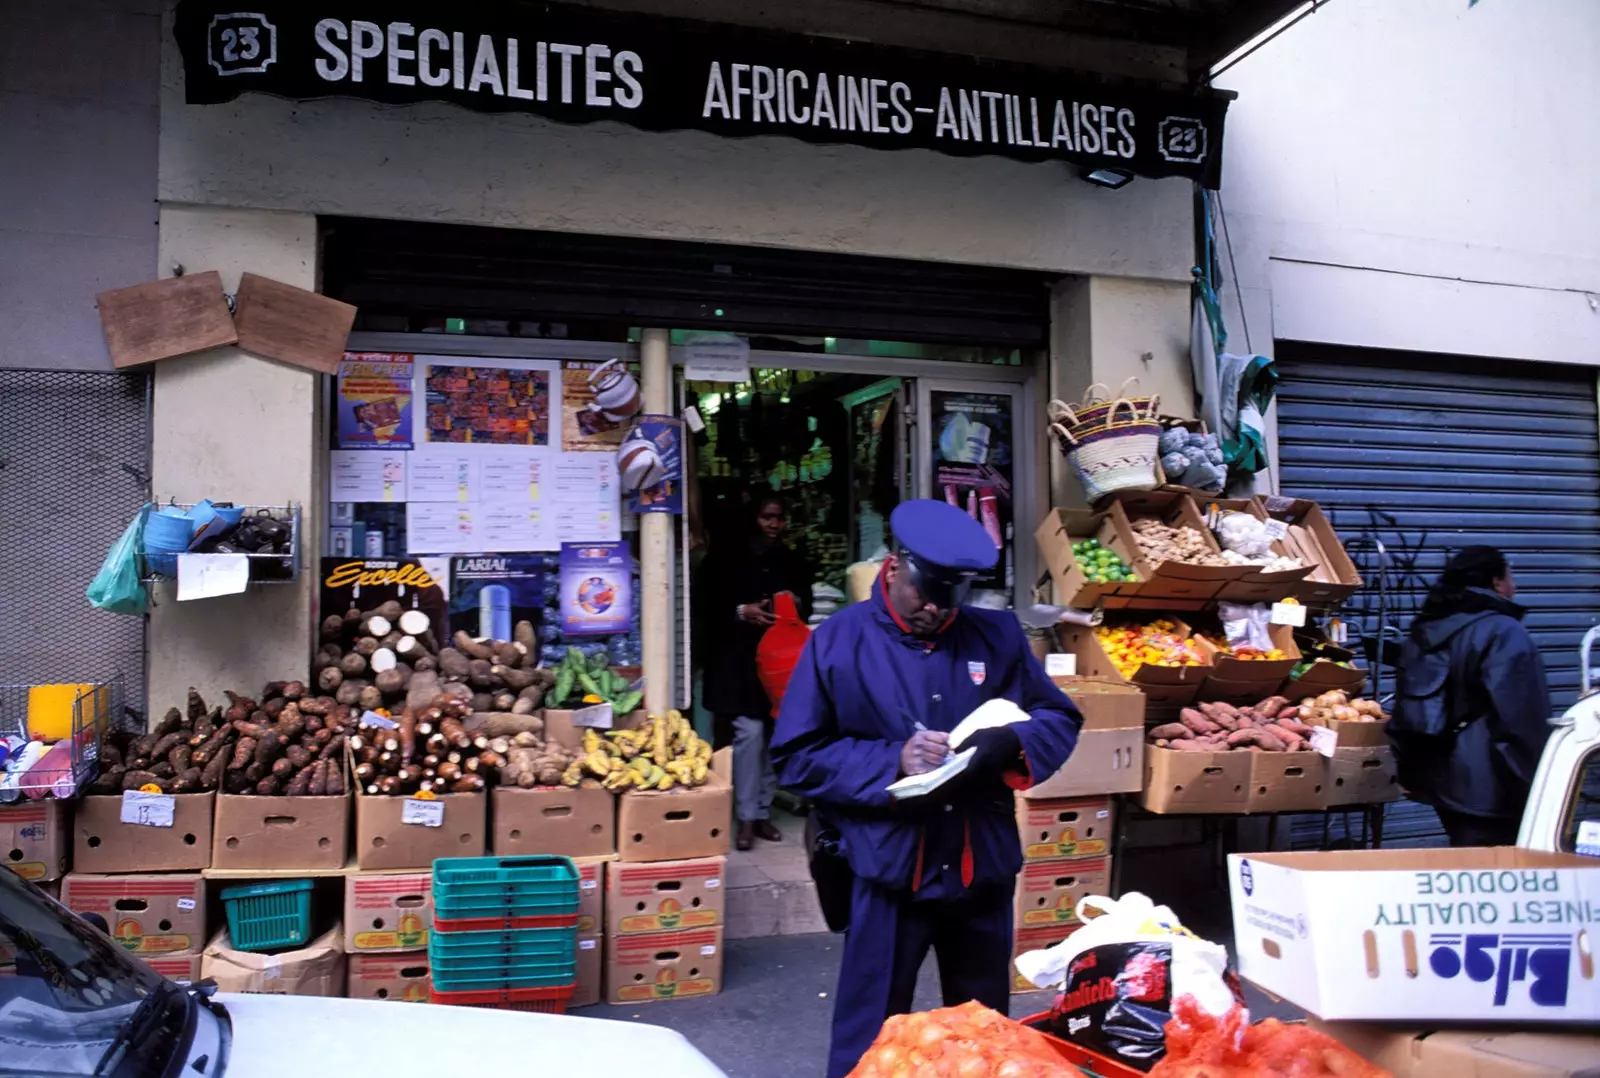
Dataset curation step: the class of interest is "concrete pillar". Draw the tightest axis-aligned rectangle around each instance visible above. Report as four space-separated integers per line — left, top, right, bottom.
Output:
638 329 673 712
146 205 322 715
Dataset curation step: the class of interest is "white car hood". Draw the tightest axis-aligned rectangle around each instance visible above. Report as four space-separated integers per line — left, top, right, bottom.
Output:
215 993 728 1077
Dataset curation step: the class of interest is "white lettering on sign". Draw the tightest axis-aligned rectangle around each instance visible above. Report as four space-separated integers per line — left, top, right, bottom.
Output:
705 878 721 890
1261 519 1289 542
1045 653 1076 677
177 898 197 911
401 798 445 827
121 791 176 828
700 945 717 956
1270 602 1308 627
579 938 598 950
682 332 751 383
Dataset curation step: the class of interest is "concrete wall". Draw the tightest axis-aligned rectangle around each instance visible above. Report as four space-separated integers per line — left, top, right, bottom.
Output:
1 1 160 371
146 206 323 710
1214 0 1600 367
155 5 1192 282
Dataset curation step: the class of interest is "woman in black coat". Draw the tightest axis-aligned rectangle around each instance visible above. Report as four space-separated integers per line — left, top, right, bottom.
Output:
696 492 813 850
1390 546 1552 847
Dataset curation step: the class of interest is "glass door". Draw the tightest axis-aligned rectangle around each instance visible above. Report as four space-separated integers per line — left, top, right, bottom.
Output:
914 380 1030 606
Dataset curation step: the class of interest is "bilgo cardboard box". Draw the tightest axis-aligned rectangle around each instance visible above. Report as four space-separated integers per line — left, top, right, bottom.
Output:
609 856 725 935
493 783 614 860
606 925 724 1003
1027 679 1144 799
354 789 485 870
1015 795 1114 862
61 873 206 955
1 800 68 881
575 856 607 936
617 748 733 862
347 952 431 1002
74 791 214 873
1013 857 1111 929
1229 848 1600 1023
211 793 349 871
343 871 433 952
202 924 345 996
1308 1020 1600 1078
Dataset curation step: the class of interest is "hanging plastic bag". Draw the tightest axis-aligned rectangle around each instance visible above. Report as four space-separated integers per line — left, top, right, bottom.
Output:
755 590 811 718
1218 602 1273 653
87 505 151 615
1015 892 1238 1072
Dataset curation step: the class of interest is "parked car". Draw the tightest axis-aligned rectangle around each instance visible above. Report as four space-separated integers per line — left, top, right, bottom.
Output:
1518 626 1600 856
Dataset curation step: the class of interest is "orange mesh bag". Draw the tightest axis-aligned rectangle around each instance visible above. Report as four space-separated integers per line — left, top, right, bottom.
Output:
1150 998 1393 1078
848 1002 1089 1078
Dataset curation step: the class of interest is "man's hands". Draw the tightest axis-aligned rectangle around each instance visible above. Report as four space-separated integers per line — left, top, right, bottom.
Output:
899 729 950 776
963 724 1023 779
737 600 776 626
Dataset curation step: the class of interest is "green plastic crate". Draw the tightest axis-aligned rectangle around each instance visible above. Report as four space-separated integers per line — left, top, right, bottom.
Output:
220 879 314 953
429 926 576 963
431 856 579 920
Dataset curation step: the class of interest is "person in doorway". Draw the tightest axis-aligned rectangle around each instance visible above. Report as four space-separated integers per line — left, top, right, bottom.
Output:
1390 546 1552 847
697 492 813 851
771 499 1081 1078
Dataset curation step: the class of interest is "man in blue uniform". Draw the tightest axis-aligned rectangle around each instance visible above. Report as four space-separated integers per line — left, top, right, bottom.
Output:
772 500 1082 1078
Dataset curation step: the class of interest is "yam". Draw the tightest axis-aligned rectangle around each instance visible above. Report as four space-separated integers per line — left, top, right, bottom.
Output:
511 687 543 714
318 666 344 692
326 760 345 796
152 708 184 739
470 692 495 714
475 712 546 738
375 667 410 697
363 599 403 624
493 664 538 691
299 696 333 717
440 682 474 704
308 760 330 797
318 734 346 762
490 640 523 668
513 619 537 653
167 745 192 773
453 631 495 662
200 749 228 790
223 771 252 795
357 684 384 711
285 766 314 796
150 731 185 760
122 770 167 792
398 609 431 636
370 648 398 674
261 697 287 719
492 692 516 712
406 670 443 713
321 613 346 640
436 648 472 680
413 654 438 674
149 762 175 780
335 680 367 707
339 652 369 677
186 688 208 722
223 692 256 724
467 659 497 689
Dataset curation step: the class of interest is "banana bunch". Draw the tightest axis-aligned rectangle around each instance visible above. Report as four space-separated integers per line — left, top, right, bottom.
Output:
580 711 714 792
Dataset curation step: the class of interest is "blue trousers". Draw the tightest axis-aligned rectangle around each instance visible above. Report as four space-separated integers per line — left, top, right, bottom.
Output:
825 875 1013 1078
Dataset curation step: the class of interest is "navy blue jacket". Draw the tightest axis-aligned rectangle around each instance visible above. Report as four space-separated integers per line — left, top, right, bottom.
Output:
1390 588 1552 821
771 582 1081 895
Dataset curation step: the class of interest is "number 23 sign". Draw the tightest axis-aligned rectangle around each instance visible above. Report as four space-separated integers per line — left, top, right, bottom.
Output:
207 12 277 76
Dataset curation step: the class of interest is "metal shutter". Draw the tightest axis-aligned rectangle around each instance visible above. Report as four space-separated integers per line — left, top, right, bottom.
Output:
1276 343 1600 848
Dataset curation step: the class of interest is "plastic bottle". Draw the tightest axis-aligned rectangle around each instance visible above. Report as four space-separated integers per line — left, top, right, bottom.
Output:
479 584 512 643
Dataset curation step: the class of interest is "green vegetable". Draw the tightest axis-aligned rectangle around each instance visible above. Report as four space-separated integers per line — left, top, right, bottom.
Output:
554 664 576 707
613 690 643 715
577 671 603 698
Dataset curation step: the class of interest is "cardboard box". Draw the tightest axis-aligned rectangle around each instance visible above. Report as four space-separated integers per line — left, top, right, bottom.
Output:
211 793 349 871
1013 856 1111 928
1196 673 1289 704
542 708 649 753
493 784 615 859
1034 505 1144 609
202 924 345 996
346 951 431 1002
573 935 602 1007
1255 496 1362 605
1194 496 1314 602
343 872 432 952
1228 848 1600 1023
575 856 608 936
1142 745 1251 814
1308 1020 1600 1078
1109 490 1249 601
1015 795 1114 861
1011 923 1079 993
1202 623 1301 688
616 749 733 862
73 791 215 873
607 856 725 935
60 873 206 955
605 925 724 1003
1026 679 1144 799
1287 660 1367 697
1 799 69 881
353 789 485 870
1316 716 1390 749
1327 747 1401 806
1247 751 1328 813
143 952 203 985
1054 619 1210 711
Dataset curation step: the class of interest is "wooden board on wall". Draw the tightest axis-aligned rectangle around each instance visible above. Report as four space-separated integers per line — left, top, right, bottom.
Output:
96 271 238 369
233 272 358 375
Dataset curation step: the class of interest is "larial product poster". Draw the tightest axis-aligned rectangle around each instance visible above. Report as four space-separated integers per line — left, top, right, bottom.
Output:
559 541 632 637
930 390 1014 591
625 414 684 515
337 353 414 448
562 359 638 452
424 362 551 446
448 554 557 641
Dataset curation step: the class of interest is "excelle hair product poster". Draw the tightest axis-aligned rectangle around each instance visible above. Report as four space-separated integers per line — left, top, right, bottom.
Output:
559 541 632 637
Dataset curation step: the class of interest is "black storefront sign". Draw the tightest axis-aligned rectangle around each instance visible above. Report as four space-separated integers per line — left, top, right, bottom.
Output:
175 2 1231 187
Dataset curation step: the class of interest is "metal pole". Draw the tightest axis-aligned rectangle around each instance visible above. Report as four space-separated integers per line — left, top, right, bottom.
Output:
639 329 673 713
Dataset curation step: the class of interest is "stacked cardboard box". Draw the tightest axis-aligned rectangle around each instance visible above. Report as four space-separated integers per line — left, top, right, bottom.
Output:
1 800 70 883
341 870 433 999
1009 794 1115 993
604 856 727 1003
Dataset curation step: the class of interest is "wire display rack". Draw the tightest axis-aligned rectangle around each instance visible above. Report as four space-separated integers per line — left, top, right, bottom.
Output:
141 504 301 586
0 680 117 799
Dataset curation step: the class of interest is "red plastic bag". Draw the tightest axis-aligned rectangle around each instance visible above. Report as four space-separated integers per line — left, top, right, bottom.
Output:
756 591 811 718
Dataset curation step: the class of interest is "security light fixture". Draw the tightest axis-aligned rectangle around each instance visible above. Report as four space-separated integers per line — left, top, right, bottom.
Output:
1081 166 1135 190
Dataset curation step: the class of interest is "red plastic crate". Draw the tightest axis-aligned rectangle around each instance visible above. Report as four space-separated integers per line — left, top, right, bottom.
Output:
1019 1012 1145 1078
432 912 579 934
430 983 575 1014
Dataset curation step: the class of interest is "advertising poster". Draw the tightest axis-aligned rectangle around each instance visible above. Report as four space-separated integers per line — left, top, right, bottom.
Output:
930 390 1014 590
318 557 449 640
562 359 637 452
424 362 551 446
448 554 557 641
625 415 684 515
337 353 414 448
559 541 632 637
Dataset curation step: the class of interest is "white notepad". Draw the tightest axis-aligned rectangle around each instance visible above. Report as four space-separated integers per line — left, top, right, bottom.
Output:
885 699 1030 800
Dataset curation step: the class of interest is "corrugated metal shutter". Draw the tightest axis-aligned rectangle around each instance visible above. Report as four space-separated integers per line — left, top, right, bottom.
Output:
1275 342 1600 848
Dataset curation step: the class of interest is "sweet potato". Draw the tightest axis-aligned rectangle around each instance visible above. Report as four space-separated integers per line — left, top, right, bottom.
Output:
1256 696 1290 719
1148 722 1193 741
1178 708 1220 735
1225 729 1271 749
229 737 258 771
285 765 315 796
1166 739 1214 753
1274 718 1313 737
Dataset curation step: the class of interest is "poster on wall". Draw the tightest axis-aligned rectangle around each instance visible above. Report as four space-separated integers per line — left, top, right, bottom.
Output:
562 359 637 452
424 362 551 446
624 415 684 515
337 353 414 448
319 557 449 639
929 390 1014 591
449 554 557 641
559 542 632 637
